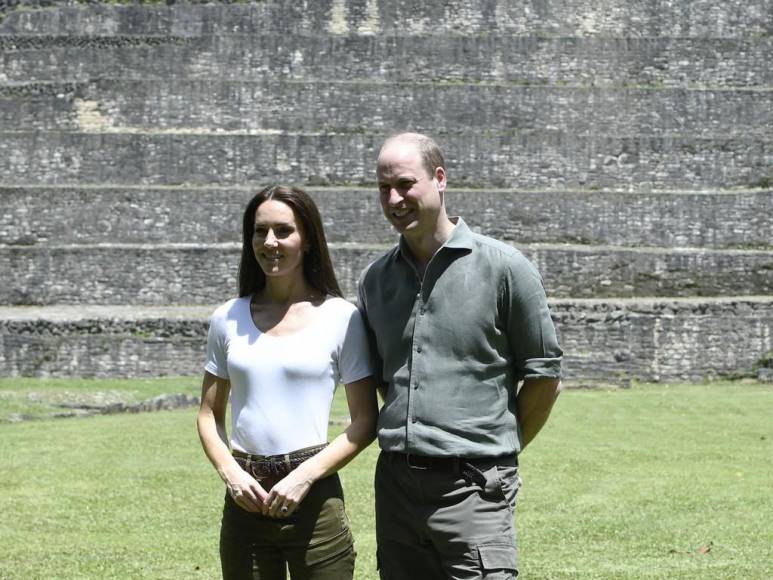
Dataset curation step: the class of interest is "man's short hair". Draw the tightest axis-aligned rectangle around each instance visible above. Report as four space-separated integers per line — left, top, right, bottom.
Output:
384 132 446 177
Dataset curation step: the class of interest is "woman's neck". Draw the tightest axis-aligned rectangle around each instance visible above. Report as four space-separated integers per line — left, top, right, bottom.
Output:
259 275 319 305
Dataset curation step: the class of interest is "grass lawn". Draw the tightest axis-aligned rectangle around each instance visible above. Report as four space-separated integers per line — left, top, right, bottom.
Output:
0 379 771 579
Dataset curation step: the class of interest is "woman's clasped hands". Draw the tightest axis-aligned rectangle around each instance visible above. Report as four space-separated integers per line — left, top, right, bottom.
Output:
226 464 313 518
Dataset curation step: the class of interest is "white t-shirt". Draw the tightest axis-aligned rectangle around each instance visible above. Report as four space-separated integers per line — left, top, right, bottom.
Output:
204 296 373 455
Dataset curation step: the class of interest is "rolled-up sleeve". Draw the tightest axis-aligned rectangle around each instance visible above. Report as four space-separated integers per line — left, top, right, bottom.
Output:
502 256 563 380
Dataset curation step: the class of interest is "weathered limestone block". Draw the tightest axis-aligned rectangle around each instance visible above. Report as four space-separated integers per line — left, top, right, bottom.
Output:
551 298 773 381
2 34 771 87
2 244 770 304
3 81 771 140
2 1 770 39
1 132 771 190
1 299 769 381
3 187 770 249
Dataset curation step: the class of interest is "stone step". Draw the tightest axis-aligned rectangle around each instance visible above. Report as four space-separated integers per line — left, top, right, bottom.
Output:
1 34 770 87
1 1 769 38
2 80 771 139
1 298 770 382
2 243 770 304
1 132 771 191
2 186 770 250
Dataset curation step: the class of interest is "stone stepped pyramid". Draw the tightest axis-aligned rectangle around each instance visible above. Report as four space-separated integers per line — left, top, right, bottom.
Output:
0 0 771 382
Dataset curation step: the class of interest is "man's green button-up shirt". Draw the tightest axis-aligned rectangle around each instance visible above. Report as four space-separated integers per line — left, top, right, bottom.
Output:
358 218 563 457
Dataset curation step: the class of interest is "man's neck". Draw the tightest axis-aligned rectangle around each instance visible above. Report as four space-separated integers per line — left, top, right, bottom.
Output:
403 216 456 268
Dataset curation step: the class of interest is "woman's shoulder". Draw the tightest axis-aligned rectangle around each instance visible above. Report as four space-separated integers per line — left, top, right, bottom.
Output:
320 295 359 316
210 296 250 321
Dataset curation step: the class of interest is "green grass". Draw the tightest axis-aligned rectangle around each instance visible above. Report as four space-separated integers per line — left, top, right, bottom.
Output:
0 380 771 579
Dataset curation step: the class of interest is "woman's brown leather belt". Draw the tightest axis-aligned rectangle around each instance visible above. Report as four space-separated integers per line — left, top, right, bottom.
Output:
233 443 327 482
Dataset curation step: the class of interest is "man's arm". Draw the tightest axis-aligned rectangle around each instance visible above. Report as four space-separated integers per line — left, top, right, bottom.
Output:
516 377 562 449
501 256 563 450
358 268 388 402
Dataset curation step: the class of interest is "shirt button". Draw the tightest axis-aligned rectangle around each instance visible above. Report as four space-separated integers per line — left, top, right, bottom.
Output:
412 417 417 423
416 345 422 353
419 308 426 315
414 383 419 390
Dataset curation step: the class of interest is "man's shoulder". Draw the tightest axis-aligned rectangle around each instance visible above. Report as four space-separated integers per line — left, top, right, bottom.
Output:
469 231 528 264
360 245 401 283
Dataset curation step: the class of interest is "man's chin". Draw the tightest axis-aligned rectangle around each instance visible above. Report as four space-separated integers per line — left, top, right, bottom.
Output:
390 219 417 234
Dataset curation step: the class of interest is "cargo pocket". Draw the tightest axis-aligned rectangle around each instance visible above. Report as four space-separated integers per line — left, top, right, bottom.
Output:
477 543 518 578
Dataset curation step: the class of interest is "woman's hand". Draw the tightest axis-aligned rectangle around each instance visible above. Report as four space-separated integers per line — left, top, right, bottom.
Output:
224 464 269 514
264 467 315 518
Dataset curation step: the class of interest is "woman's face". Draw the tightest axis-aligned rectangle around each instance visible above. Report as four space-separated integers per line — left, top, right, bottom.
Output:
252 200 307 279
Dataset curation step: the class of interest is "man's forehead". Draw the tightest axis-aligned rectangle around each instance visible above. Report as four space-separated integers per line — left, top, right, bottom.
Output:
376 163 421 181
377 141 423 175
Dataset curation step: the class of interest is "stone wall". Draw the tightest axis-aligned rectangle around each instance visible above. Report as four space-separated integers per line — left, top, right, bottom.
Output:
1 299 769 382
2 187 770 248
2 244 770 304
0 0 771 380
3 33 771 87
2 1 771 37
2 132 771 190
4 81 773 139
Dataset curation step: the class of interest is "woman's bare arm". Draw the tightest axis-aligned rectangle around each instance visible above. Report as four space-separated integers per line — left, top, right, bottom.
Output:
197 371 268 513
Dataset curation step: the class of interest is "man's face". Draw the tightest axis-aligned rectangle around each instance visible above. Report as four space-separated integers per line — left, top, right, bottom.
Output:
376 140 446 239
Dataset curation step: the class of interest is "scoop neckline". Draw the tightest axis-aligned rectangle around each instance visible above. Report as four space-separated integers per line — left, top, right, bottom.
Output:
245 294 334 339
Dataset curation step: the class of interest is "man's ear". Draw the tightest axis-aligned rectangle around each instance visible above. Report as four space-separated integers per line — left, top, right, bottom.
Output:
434 166 447 195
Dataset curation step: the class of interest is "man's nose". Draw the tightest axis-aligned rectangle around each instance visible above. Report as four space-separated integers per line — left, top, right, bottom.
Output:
386 187 404 206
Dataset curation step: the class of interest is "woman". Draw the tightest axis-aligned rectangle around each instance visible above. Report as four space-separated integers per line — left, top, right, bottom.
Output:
197 185 378 579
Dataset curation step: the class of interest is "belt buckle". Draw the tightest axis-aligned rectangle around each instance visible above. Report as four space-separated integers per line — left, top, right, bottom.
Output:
405 453 429 470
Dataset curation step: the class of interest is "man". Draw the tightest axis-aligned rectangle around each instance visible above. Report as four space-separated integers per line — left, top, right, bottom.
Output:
358 133 563 579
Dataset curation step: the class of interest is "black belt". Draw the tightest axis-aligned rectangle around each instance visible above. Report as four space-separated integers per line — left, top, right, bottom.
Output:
384 451 517 472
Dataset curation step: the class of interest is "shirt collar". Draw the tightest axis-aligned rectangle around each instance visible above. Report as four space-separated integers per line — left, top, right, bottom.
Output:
397 216 474 262
443 217 475 250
